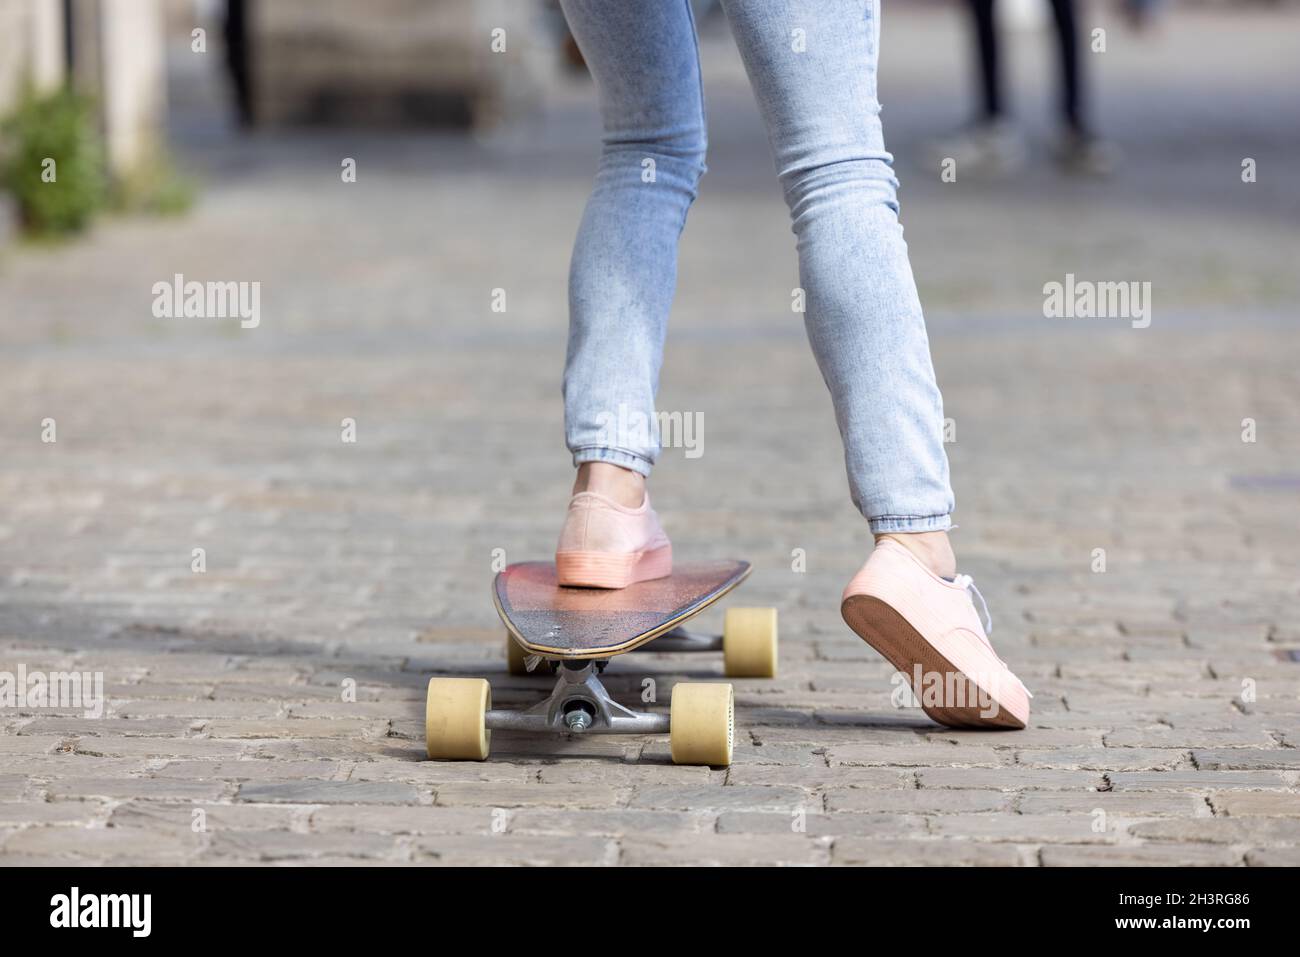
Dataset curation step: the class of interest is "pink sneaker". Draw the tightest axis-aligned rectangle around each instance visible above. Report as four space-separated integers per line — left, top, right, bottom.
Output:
841 539 1031 729
555 491 672 589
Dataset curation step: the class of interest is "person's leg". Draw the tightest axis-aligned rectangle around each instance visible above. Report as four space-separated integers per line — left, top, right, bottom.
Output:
927 0 1023 176
1045 0 1117 174
1046 0 1084 134
970 0 1003 121
720 0 1028 727
559 0 707 486
719 0 954 570
555 0 707 587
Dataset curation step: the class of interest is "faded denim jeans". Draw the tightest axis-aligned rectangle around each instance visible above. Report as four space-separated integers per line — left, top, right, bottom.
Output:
560 0 954 533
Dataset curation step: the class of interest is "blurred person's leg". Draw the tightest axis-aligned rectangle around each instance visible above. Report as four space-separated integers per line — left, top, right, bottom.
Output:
1047 0 1083 133
971 0 1003 121
1047 0 1118 174
554 0 707 586
926 0 1025 174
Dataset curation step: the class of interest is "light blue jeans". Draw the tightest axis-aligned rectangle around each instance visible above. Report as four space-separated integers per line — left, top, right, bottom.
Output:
561 0 954 533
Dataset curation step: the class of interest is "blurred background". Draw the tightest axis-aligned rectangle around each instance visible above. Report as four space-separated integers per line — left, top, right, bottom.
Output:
2 0 1298 313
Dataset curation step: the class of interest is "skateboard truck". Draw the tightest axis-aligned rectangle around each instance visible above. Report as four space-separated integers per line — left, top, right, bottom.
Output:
484 660 670 736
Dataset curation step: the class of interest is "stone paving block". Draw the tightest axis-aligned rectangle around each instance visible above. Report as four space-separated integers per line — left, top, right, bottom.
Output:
717 811 927 838
110 800 299 832
1208 791 1300 817
1016 791 1207 816
827 788 1012 814
346 758 535 784
921 728 1104 749
508 809 712 837
918 768 1105 791
154 759 344 780
288 701 406 719
412 834 617 866
0 802 108 827
832 838 1027 866
1244 847 1300 866
1192 748 1300 770
927 813 1130 844
434 782 630 809
45 777 232 802
1106 771 1291 791
1040 844 1245 866
238 780 426 805
20 717 198 737
2 825 203 861
0 775 30 801
828 744 1005 768
621 833 829 866
727 765 912 789
252 739 410 762
310 804 495 835
0 735 64 755
205 829 402 862
748 723 934 746
70 737 249 759
729 740 829 765
206 717 394 739
1015 748 1189 771
537 762 714 786
1103 727 1276 749
113 699 283 719
1130 818 1300 845
628 785 811 813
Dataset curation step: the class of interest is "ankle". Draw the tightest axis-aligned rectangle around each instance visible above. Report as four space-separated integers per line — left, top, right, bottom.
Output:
875 531 956 580
573 462 646 509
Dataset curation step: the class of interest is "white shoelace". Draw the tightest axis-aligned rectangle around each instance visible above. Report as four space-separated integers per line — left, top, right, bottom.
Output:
950 573 1033 699
951 573 993 634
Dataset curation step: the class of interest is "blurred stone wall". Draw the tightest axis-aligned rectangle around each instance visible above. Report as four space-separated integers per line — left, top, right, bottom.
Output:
0 0 64 113
244 0 547 127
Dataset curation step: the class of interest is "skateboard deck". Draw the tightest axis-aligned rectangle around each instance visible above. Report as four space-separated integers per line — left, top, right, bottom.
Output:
493 560 751 660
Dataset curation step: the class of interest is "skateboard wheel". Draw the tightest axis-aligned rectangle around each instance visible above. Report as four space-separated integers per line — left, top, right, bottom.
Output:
723 607 778 678
505 633 531 676
425 677 490 761
670 682 734 767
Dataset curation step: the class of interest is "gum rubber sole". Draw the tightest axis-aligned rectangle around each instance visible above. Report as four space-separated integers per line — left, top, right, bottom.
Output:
555 545 673 589
841 593 1027 730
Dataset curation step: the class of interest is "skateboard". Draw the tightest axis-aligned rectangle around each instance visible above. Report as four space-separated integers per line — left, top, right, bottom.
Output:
424 560 777 766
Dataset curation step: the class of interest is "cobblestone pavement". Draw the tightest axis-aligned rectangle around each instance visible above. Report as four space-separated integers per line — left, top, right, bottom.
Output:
0 9 1297 865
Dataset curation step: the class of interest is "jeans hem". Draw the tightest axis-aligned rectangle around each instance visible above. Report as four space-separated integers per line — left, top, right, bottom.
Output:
571 446 653 477
869 514 952 534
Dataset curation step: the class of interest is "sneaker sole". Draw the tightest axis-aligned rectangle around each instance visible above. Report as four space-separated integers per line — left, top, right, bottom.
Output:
841 593 1028 729
555 545 673 589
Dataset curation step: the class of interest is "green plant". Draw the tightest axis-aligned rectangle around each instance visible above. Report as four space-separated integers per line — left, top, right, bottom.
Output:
112 145 196 217
0 86 107 237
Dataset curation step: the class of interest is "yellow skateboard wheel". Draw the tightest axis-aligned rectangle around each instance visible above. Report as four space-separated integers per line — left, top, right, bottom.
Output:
425 677 490 760
670 682 734 767
505 632 531 676
723 607 778 678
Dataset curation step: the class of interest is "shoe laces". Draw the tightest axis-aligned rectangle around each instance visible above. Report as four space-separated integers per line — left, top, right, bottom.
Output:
950 573 1033 699
951 573 992 635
